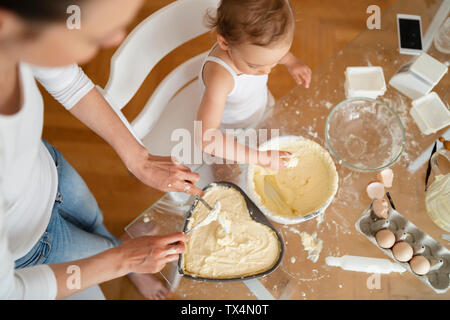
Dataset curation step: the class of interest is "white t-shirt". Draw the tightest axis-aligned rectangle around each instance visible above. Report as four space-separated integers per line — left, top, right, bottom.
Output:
0 62 94 299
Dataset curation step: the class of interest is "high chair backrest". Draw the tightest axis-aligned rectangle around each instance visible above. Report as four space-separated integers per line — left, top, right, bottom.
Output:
100 0 220 114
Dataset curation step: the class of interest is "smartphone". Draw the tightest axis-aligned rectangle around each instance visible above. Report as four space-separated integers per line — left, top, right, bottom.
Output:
397 14 423 55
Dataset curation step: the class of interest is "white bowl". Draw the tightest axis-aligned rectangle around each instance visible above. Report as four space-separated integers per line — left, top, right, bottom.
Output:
246 136 339 225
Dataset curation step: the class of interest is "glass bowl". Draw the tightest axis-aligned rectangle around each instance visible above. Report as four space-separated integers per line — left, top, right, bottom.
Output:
325 97 405 172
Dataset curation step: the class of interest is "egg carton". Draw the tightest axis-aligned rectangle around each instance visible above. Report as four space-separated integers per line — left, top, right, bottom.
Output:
355 204 450 294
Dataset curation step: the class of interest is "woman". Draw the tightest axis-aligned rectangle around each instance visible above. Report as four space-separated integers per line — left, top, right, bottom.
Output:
0 0 203 299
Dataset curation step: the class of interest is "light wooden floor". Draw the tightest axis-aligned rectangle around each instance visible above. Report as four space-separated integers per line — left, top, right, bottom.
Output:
41 0 398 299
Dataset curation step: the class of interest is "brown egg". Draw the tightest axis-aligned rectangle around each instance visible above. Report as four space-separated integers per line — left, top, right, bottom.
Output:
377 168 394 188
372 199 389 219
392 241 414 262
409 255 431 275
375 229 396 248
366 181 385 200
439 137 450 151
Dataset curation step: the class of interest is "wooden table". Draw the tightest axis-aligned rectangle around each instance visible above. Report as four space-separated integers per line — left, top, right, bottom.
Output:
126 0 450 299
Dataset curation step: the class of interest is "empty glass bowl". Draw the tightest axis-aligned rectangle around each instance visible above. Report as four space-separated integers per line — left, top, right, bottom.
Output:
325 97 405 172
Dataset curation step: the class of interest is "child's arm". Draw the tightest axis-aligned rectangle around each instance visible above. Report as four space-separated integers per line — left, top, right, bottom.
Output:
279 52 312 88
196 63 287 170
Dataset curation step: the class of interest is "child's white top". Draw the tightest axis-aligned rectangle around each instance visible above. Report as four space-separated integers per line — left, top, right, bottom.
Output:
199 46 269 128
0 62 94 299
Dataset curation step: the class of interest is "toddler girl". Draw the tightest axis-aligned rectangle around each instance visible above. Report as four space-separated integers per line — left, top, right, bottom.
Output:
196 0 311 170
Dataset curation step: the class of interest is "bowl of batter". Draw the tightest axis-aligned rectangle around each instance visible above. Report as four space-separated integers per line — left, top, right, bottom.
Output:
179 181 284 281
247 136 339 225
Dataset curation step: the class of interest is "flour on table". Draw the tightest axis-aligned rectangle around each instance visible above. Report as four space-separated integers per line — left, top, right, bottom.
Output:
289 227 323 263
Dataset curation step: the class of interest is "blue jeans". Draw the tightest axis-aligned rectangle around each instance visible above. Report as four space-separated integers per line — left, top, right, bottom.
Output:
15 140 122 269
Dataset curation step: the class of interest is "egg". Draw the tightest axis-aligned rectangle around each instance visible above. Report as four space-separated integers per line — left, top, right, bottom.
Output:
392 241 414 262
375 229 395 248
366 181 385 200
409 255 431 275
377 168 394 188
372 199 389 219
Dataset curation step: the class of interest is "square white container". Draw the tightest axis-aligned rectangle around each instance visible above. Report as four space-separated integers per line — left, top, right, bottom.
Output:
389 52 448 100
344 66 387 99
410 92 450 135
410 52 448 86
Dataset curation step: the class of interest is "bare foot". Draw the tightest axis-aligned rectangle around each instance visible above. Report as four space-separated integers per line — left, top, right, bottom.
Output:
128 272 171 300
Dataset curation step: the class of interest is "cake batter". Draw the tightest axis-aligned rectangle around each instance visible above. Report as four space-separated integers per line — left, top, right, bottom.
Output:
183 185 280 279
250 138 338 218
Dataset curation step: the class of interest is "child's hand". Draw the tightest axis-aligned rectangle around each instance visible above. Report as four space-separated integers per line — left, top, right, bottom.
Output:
286 57 312 88
257 150 291 171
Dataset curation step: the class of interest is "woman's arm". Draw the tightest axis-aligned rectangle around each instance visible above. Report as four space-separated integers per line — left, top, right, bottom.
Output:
31 64 203 195
69 88 202 195
1 181 187 300
50 232 188 299
0 199 186 300
197 63 287 170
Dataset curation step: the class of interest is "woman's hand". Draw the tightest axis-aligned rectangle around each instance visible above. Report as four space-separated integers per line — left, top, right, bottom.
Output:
257 150 291 171
51 232 190 299
127 148 203 196
119 232 189 274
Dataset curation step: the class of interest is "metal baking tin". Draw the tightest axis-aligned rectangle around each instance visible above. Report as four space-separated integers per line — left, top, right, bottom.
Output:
177 181 285 282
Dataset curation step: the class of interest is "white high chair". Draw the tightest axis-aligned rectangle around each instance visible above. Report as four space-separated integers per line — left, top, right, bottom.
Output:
97 0 219 164
97 0 221 202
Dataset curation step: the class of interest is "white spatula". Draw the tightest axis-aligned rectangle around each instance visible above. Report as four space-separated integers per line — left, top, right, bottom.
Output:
185 197 223 235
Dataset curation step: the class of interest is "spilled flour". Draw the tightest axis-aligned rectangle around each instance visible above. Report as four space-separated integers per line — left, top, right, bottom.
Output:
289 227 323 263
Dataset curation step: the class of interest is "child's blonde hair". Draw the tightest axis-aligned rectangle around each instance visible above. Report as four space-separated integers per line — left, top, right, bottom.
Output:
206 0 294 47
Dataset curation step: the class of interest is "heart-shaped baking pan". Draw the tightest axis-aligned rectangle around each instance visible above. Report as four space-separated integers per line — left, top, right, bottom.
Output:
178 181 284 282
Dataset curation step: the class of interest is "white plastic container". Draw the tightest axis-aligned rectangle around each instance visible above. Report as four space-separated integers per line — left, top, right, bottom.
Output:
344 66 386 99
389 52 448 100
410 92 450 135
